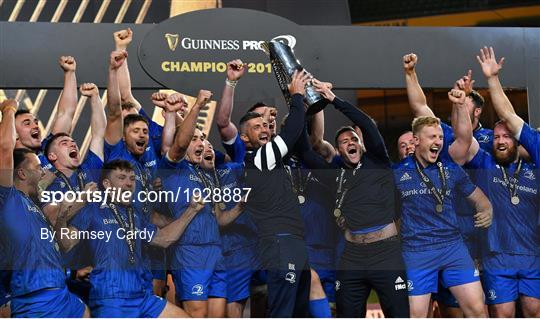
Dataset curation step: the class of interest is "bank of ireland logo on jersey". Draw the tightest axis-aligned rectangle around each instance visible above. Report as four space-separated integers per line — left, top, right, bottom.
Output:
191 284 204 296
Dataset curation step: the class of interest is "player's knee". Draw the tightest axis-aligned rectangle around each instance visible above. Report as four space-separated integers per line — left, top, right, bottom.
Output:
521 299 540 318
185 302 207 318
226 302 244 318
464 300 487 317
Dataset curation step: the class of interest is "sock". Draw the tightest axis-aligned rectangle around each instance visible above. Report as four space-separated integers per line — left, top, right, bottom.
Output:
309 297 331 318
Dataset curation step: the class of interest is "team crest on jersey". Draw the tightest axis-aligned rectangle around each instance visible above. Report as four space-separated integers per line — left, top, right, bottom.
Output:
60 181 66 188
400 172 412 182
524 170 536 181
477 135 489 143
285 272 296 284
488 289 497 300
191 284 204 296
335 280 341 291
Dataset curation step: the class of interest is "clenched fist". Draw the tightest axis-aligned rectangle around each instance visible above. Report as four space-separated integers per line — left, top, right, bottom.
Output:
448 89 466 105
227 59 246 81
109 50 128 70
195 90 212 107
59 56 76 72
165 93 188 113
151 92 169 109
403 53 417 73
114 28 133 50
79 83 99 97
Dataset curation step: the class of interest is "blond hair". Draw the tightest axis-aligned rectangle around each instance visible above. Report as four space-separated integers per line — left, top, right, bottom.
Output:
411 116 441 135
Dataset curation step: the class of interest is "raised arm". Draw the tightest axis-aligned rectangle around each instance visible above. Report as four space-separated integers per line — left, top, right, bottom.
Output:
216 60 246 142
403 53 435 118
309 80 336 162
52 56 78 135
314 82 389 163
105 50 127 145
0 99 18 187
167 90 211 162
113 28 142 111
476 47 524 134
150 199 204 248
466 187 493 228
448 88 479 165
79 83 106 161
156 92 187 156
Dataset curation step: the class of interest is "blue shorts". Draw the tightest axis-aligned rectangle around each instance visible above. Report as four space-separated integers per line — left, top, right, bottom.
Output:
314 268 336 303
251 270 268 286
90 292 167 317
172 245 227 301
224 245 259 303
403 241 479 296
482 253 540 304
147 246 167 281
0 293 10 308
11 286 86 317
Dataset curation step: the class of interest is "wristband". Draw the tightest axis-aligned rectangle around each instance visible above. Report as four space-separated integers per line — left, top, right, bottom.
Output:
2 106 17 113
225 79 238 88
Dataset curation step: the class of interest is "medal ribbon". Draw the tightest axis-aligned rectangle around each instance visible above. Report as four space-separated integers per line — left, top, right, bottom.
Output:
499 159 522 203
414 159 447 212
108 203 136 264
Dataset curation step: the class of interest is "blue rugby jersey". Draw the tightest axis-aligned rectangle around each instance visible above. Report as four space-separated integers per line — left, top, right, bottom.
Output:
214 161 258 253
70 202 156 299
440 122 493 159
467 149 538 256
104 140 159 215
38 134 54 171
393 156 477 251
222 133 246 164
43 151 103 206
0 186 66 296
517 123 540 226
158 158 220 252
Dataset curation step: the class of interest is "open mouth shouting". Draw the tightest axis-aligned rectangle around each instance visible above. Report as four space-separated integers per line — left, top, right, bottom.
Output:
258 132 269 144
428 145 440 160
30 128 40 140
68 148 79 159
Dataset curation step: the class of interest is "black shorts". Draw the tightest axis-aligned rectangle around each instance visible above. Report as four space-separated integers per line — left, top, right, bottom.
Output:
336 236 410 317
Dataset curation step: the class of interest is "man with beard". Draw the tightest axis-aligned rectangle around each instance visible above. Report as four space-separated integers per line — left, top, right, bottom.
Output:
15 56 80 171
297 82 409 318
0 99 90 317
397 131 415 160
471 46 540 317
239 70 311 317
55 159 195 317
159 89 227 317
393 109 493 317
113 28 187 159
215 60 278 163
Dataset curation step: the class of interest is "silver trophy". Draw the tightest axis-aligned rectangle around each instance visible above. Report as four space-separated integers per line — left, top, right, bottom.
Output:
262 39 328 115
